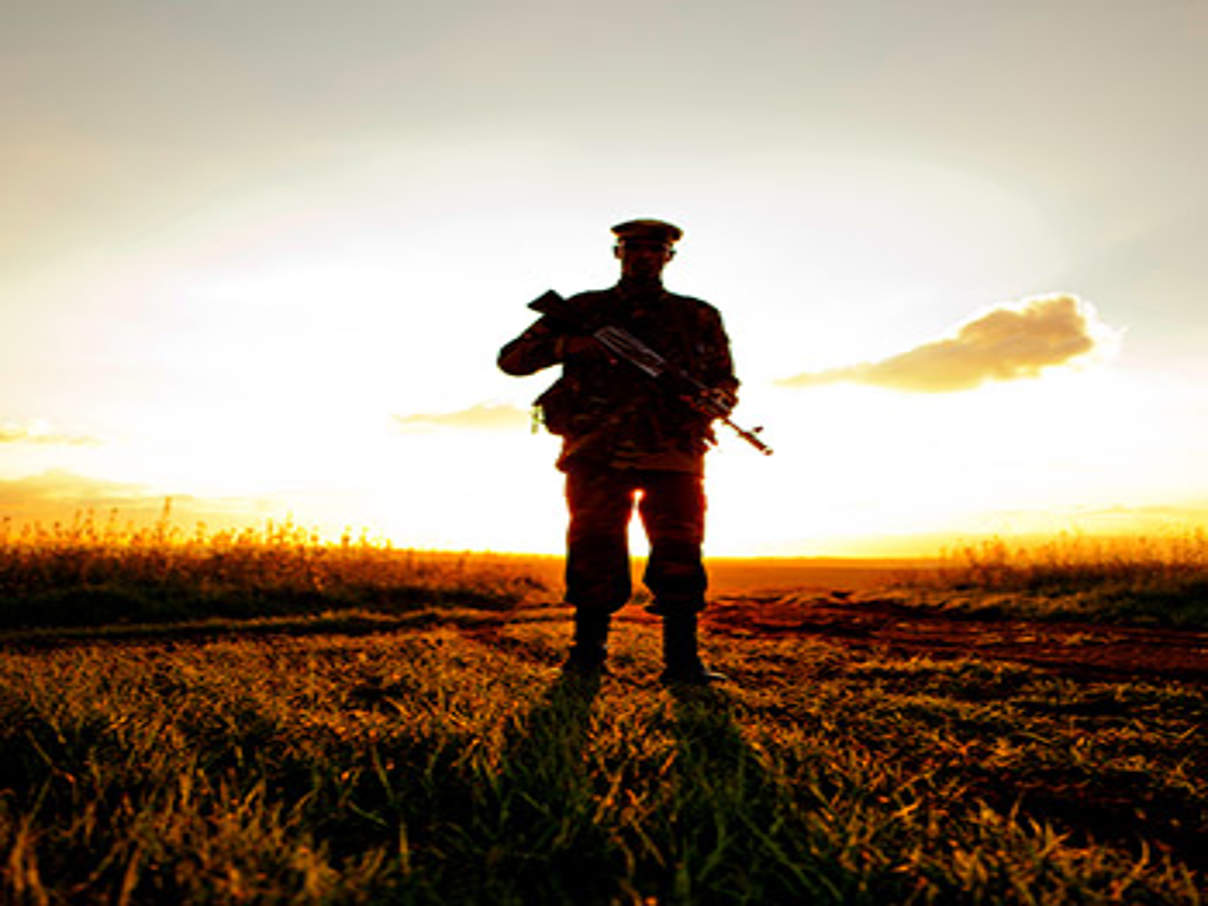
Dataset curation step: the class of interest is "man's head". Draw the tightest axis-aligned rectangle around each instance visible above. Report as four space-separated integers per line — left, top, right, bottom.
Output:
611 219 682 282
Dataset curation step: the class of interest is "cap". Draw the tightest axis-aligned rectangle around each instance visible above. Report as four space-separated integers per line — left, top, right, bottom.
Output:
610 218 683 247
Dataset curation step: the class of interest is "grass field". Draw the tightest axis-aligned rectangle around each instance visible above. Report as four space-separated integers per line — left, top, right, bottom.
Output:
0 518 1205 903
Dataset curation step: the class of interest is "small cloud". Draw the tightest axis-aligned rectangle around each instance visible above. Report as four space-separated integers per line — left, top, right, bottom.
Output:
0 419 102 446
392 403 530 432
778 294 1120 393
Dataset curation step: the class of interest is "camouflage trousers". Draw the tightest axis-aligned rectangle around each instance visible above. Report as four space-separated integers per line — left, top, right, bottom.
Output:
564 466 707 616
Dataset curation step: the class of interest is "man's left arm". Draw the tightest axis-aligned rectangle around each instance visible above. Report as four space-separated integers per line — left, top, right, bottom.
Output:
698 306 739 414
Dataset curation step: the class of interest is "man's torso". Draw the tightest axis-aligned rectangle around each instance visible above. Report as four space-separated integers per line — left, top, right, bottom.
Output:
542 284 736 473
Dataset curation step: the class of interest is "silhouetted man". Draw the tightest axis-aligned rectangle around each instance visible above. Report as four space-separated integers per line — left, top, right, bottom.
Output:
498 219 738 683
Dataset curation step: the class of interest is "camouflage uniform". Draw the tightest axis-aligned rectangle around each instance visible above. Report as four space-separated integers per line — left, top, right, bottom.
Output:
498 219 737 681
498 280 737 614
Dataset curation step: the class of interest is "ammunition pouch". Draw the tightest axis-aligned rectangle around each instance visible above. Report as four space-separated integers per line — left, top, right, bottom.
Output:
533 378 576 436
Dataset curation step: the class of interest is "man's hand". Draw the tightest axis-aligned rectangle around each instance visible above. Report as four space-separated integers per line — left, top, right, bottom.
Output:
706 386 738 412
559 335 616 364
679 386 737 418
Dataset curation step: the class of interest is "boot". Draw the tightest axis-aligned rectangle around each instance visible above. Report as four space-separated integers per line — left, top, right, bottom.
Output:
562 608 611 676
659 613 727 684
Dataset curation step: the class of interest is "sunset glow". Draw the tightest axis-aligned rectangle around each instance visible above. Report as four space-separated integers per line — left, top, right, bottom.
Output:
3 2 1206 556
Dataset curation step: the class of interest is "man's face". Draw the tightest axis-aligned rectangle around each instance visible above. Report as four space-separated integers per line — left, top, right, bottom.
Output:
615 239 674 281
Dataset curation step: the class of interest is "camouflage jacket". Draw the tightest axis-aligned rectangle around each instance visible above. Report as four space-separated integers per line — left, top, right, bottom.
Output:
498 280 739 473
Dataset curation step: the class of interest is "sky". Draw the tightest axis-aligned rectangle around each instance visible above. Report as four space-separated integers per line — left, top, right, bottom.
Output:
2 0 1206 556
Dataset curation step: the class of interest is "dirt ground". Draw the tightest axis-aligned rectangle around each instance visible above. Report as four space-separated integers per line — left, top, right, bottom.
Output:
686 591 1208 683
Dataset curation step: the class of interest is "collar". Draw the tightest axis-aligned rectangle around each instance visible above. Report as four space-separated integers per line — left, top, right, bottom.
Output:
614 277 666 303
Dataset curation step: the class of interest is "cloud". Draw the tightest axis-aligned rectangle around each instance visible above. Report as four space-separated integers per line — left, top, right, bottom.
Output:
0 420 102 446
778 294 1119 393
392 403 530 432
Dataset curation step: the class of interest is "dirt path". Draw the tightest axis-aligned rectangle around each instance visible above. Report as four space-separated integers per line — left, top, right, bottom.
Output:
698 593 1208 683
5 589 1207 685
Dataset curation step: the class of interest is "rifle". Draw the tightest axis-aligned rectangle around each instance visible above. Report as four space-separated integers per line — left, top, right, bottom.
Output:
530 290 773 456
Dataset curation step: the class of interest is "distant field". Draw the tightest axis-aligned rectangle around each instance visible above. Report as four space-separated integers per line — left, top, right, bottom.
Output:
436 555 938 599
707 556 937 594
1 521 1205 903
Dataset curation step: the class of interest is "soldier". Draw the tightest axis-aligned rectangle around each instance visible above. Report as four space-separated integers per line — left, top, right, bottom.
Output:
498 219 738 683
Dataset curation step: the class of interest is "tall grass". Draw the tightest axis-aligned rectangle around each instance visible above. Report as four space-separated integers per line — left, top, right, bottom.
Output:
0 507 550 630
926 531 1208 627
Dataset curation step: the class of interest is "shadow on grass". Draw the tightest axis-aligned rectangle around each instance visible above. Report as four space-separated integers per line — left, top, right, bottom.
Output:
436 670 618 904
658 686 815 904
657 684 921 905
441 675 901 905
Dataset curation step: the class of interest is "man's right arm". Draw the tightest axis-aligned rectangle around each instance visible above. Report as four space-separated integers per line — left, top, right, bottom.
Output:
498 319 606 376
498 318 564 376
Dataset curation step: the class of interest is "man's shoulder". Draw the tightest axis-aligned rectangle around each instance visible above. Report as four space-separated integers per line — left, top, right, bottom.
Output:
563 289 614 307
661 291 723 326
665 290 717 311
563 288 722 324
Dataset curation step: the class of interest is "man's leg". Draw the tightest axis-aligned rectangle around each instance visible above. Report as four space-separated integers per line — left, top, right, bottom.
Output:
564 467 635 671
638 471 726 683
